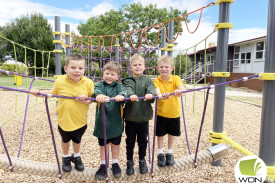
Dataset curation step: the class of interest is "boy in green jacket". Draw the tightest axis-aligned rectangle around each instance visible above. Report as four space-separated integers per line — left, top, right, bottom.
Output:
93 61 127 180
122 54 155 175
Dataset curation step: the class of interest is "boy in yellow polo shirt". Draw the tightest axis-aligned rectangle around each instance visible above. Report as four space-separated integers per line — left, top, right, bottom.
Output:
153 55 185 167
30 54 94 172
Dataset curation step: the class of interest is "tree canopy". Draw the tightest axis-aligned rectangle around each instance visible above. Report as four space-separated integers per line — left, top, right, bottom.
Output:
0 13 55 74
77 3 188 49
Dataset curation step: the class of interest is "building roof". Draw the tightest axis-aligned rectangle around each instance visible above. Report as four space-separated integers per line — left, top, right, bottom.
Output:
188 36 266 56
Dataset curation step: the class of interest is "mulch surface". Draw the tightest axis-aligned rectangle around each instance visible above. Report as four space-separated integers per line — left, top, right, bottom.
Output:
0 91 261 182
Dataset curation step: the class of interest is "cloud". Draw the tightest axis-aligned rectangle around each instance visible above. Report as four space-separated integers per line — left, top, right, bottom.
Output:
229 28 266 44
132 0 208 12
88 2 115 17
0 0 114 27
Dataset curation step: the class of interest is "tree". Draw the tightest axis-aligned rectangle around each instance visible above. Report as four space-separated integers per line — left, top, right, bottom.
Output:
77 3 188 49
174 54 192 76
0 13 55 74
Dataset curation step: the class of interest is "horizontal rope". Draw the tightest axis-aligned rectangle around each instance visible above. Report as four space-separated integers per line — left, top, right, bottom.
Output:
0 148 222 181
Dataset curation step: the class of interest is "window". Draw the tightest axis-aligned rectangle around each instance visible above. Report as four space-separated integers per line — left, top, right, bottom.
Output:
207 54 214 64
241 53 246 64
256 41 264 59
233 46 240 67
246 52 251 63
240 52 251 64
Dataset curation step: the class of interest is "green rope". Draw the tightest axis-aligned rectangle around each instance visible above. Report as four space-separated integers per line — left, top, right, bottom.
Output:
46 52 51 89
185 50 188 108
193 46 196 114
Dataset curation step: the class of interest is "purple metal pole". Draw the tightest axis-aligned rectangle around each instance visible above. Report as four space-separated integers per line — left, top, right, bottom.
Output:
0 127 13 172
102 103 109 181
194 88 210 167
45 97 62 178
181 96 191 155
147 123 151 164
151 98 158 177
18 78 35 157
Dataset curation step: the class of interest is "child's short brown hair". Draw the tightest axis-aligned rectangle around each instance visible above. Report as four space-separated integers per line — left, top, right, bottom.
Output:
130 53 145 65
65 54 85 66
157 55 174 66
104 61 122 76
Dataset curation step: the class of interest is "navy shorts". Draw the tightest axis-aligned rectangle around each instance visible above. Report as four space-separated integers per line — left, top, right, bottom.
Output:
98 135 122 146
156 115 181 136
58 125 87 144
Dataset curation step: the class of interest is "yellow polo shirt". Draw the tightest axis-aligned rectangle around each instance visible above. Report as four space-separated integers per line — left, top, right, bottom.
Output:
153 75 184 118
52 75 94 131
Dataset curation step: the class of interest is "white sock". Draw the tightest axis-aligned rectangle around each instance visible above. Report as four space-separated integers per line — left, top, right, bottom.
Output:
73 153 80 157
167 149 173 154
112 159 118 164
100 160 106 165
158 149 164 155
63 154 70 158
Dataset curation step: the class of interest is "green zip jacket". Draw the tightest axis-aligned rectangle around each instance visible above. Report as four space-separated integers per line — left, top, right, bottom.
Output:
93 81 127 139
122 75 155 123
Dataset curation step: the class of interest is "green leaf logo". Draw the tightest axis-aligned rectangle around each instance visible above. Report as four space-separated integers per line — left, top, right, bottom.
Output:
235 156 267 183
239 158 261 176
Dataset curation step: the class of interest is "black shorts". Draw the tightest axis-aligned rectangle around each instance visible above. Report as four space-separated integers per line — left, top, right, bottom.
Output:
98 135 122 146
156 115 181 137
58 125 87 144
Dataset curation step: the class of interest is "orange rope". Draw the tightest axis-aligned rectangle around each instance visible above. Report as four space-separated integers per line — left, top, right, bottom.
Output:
81 36 90 52
71 35 80 50
144 25 161 47
115 33 128 52
161 18 181 43
129 30 143 50
65 2 215 51
90 36 102 52
102 35 114 52
184 8 203 34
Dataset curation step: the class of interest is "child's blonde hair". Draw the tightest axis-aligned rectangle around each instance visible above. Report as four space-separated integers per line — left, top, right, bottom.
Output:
157 55 174 66
130 53 145 65
104 61 122 76
65 54 85 66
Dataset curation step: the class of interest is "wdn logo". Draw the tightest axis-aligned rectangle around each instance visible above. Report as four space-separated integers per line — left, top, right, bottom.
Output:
234 156 267 183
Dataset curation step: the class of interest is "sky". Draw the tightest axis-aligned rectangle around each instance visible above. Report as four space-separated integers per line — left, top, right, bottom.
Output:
0 0 269 51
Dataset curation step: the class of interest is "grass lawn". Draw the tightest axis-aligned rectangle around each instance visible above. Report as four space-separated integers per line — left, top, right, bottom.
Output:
0 75 55 90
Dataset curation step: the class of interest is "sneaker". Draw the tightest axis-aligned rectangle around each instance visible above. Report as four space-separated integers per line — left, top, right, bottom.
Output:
157 153 165 167
126 160 134 175
62 156 72 172
165 153 175 166
139 159 148 174
96 164 106 180
112 163 122 178
71 154 84 171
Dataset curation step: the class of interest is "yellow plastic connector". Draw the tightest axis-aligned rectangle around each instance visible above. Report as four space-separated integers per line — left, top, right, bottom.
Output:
53 50 63 53
209 130 227 144
53 40 62 44
53 32 61 35
216 0 234 5
258 73 275 80
267 166 275 179
63 32 71 36
160 48 166 51
166 44 175 47
214 23 233 30
212 72 230 77
166 48 174 51
14 75 22 86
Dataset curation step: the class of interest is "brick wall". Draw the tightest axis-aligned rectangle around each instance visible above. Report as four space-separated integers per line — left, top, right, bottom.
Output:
206 73 263 92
